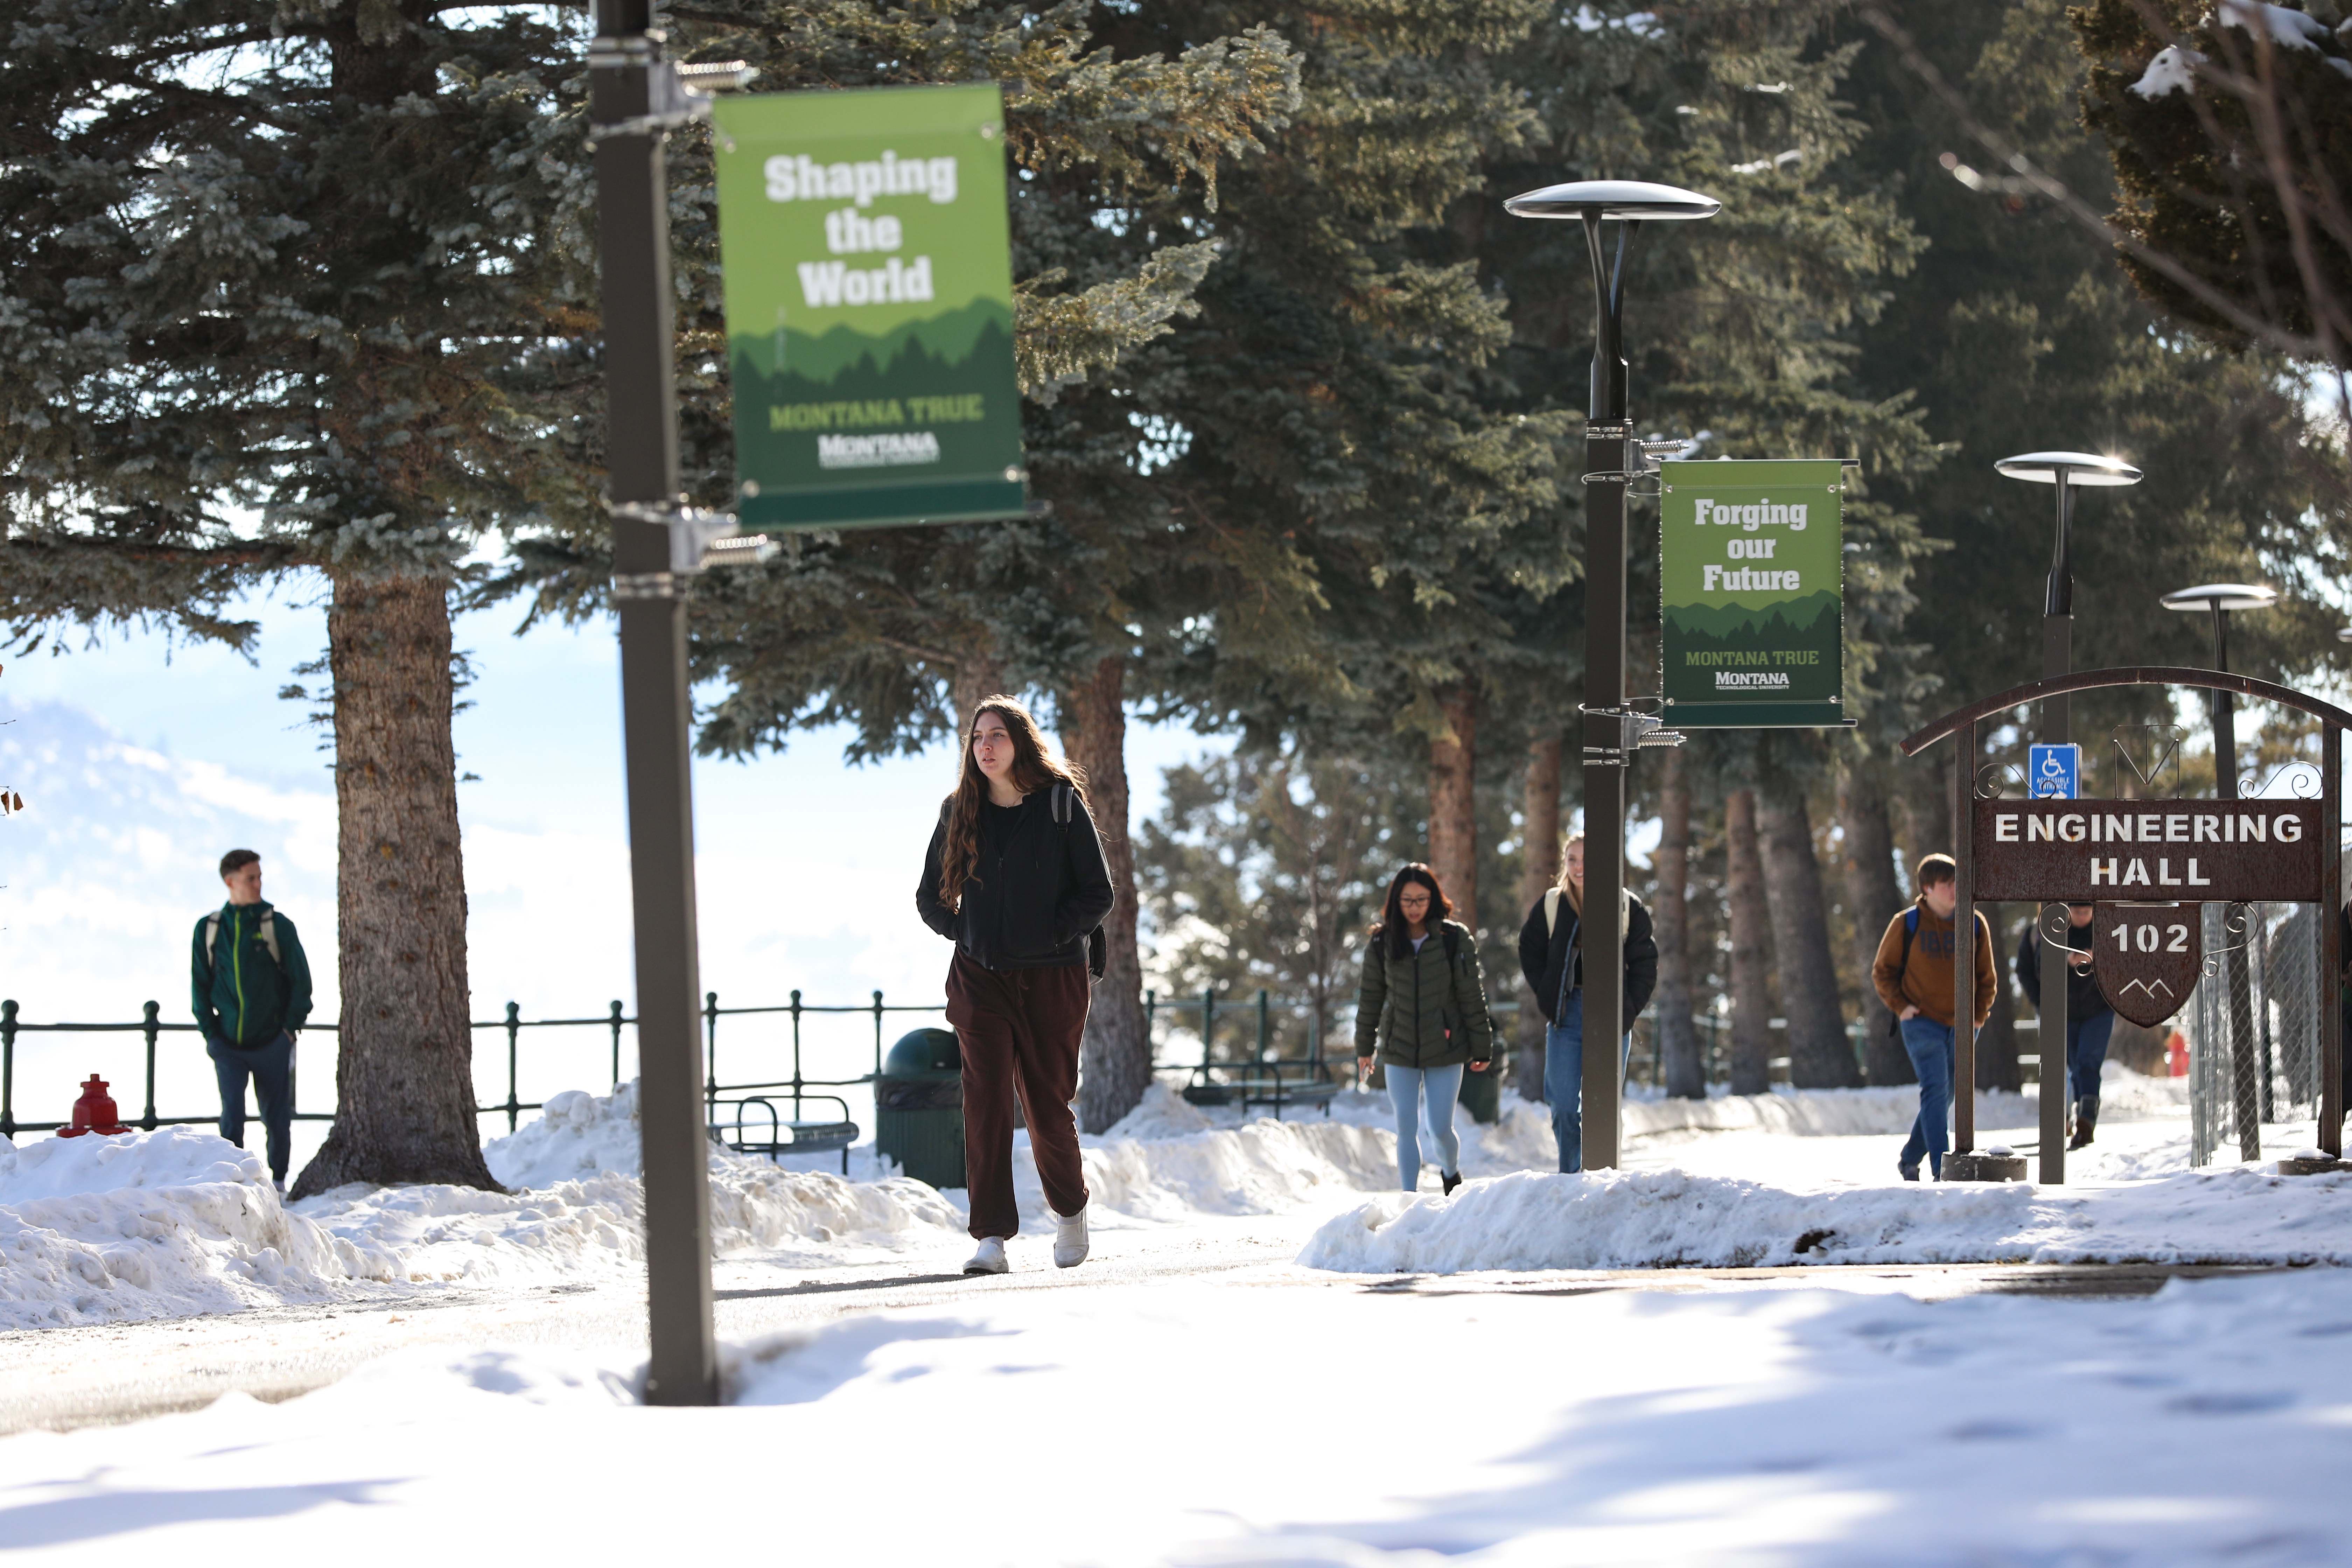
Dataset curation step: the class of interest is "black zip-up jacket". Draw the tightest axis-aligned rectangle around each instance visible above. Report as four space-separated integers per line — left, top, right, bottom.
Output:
917 789 1115 971
2014 925 2111 1021
1517 889 1658 1023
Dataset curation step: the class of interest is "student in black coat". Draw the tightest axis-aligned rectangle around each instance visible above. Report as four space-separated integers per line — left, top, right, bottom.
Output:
1516 832 1658 1172
917 696 1114 1278
2014 903 2114 1149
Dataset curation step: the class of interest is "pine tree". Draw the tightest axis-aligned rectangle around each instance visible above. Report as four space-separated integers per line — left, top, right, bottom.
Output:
0 0 601 1192
2074 0 2352 368
4 0 1302 1169
1843 0 2351 818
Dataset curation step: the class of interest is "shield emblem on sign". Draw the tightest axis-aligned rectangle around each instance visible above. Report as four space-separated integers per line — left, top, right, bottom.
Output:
2093 904 2201 1027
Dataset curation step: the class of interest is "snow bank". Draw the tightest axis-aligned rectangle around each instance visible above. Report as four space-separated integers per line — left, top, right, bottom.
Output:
287 1081 965 1286
1098 1081 1214 1141
0 1127 401 1330
1058 1114 1396 1221
1298 1163 2352 1273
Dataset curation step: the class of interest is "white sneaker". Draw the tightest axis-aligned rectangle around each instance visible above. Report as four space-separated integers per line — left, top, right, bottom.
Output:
1052 1205 1090 1269
963 1237 1008 1276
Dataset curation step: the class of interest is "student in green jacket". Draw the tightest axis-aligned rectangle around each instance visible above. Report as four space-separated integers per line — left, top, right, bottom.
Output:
191 848 314 1192
1354 864 1494 1195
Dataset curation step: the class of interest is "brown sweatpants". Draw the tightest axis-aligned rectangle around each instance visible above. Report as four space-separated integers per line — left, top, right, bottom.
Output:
945 954 1091 1240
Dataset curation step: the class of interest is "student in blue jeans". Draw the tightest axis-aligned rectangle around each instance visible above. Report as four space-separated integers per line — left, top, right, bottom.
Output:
191 849 314 1194
1869 853 1995 1180
1517 833 1657 1173
2015 904 2114 1149
1354 864 1495 1195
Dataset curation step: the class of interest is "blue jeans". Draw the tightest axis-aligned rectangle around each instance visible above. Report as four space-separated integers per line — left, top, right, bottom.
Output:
1385 1063 1464 1191
2068 1011 2115 1106
1543 990 1632 1174
207 1030 294 1181
1897 1018 1955 1178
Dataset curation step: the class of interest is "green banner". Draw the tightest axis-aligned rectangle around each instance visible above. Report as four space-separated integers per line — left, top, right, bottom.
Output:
711 85 1024 531
1659 459 1845 728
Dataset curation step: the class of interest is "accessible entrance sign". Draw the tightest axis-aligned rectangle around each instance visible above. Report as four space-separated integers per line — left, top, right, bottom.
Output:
710 84 1026 531
1659 459 1844 727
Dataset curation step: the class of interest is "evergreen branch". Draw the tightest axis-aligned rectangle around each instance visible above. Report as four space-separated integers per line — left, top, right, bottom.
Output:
1858 2 2338 366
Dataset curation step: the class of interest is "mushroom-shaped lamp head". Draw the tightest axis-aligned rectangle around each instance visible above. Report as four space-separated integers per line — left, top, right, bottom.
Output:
1503 180 1722 220
2162 584 2278 614
1994 451 2143 486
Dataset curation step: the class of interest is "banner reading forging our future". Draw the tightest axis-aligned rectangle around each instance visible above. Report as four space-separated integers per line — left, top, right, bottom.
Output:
1659 459 1845 728
711 84 1025 531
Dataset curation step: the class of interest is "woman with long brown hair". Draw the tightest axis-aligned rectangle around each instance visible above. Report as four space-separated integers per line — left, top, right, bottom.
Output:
1353 864 1494 1194
917 695 1115 1275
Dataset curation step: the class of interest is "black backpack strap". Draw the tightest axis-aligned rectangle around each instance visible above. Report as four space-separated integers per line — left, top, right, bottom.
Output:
1441 924 1461 964
1052 781 1073 825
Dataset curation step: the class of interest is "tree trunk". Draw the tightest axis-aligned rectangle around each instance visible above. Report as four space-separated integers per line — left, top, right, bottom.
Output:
1725 788 1774 1096
1839 766 1913 1086
1976 903 2023 1092
1758 784 1861 1088
1062 654 1148 1133
292 574 495 1197
1514 735 1561 1101
1655 748 1703 1098
949 644 1007 735
1428 682 1478 931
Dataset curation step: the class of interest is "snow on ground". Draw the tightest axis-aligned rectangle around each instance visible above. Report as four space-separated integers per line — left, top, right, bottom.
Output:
5 1268 2352 1564
1300 1164 2352 1273
0 1128 401 1330
0 1064 2304 1330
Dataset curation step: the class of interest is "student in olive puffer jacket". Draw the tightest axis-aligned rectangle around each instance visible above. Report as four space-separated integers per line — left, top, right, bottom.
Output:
1353 864 1494 1194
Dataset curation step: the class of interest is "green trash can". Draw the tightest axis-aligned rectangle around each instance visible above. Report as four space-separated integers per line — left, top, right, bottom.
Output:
876 1027 966 1189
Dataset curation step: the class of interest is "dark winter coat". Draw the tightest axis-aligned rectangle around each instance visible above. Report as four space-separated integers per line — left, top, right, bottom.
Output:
1516 888 1659 1023
1352 920 1494 1070
2014 924 2111 1020
190 901 314 1047
917 788 1115 971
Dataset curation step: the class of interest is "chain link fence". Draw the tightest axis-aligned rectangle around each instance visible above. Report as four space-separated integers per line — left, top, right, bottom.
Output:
2191 901 2323 1166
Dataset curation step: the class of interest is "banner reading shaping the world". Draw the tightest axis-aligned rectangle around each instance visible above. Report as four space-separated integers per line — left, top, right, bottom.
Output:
712 84 1025 531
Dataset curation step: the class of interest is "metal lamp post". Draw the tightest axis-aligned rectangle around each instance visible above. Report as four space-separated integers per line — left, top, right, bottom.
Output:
588 1 755 1406
1993 451 2141 1183
2161 583 2279 794
2162 582 2280 1162
1503 180 1717 1171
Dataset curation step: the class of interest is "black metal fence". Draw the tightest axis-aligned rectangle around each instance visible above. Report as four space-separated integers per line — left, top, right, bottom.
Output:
1 983 1929 1146
0 991 948 1142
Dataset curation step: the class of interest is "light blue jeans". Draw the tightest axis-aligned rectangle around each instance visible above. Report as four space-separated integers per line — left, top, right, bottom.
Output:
1544 989 1633 1174
1385 1063 1464 1191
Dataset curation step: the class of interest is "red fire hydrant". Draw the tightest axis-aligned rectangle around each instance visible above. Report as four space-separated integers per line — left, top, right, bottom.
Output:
57 1074 131 1138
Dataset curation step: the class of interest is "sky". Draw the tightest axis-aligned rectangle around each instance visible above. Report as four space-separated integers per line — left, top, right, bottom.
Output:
0 576 1216 1145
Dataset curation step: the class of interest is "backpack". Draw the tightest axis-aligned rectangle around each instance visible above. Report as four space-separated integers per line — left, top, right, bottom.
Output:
1541 884 1635 937
204 907 283 970
1050 782 1110 982
1884 907 1920 1038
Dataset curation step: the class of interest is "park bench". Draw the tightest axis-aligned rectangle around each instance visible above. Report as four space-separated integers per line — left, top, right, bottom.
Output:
1179 1060 1340 1121
710 1093 860 1174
